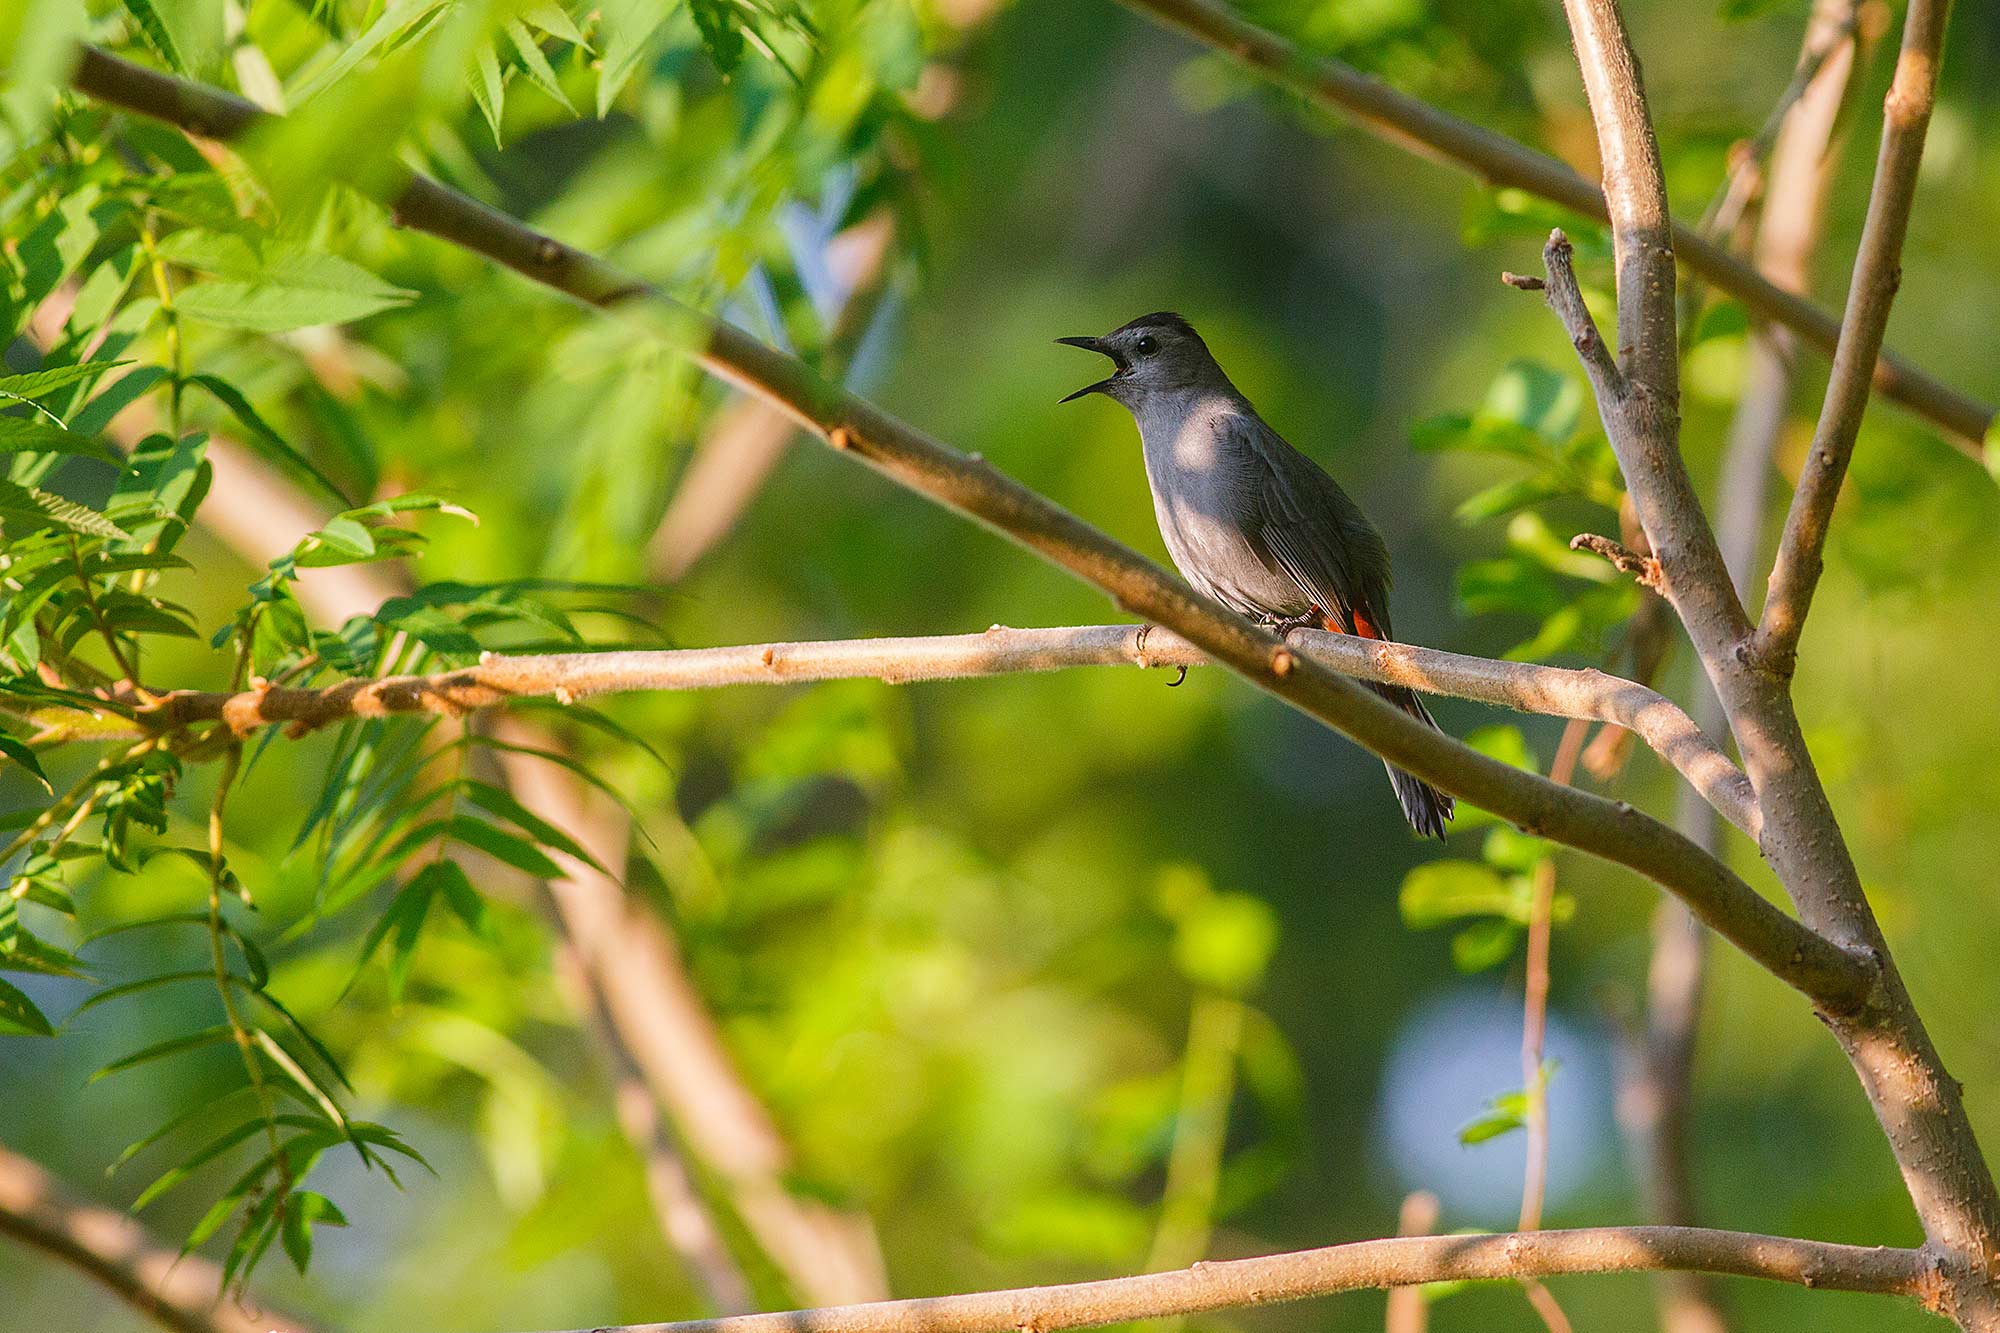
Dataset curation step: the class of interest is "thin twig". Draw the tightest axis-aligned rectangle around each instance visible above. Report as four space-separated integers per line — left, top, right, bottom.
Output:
67 536 144 694
1517 719 1590 1333
520 1227 1929 1333
1675 3 1862 342
1569 533 1664 593
203 743 292 1260
1521 1282 1575 1333
1754 0 1954 675
92 625 1762 838
1521 719 1592 1235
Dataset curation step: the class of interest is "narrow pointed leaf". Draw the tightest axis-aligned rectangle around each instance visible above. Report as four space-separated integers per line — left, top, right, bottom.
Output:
459 780 605 873
74 969 219 1013
186 375 352 506
0 736 50 792
0 360 130 403
0 977 53 1036
133 1117 271 1210
90 1025 234 1082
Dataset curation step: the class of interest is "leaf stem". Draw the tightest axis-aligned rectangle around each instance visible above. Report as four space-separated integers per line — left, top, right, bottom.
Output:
204 743 290 1266
137 220 183 439
66 537 144 694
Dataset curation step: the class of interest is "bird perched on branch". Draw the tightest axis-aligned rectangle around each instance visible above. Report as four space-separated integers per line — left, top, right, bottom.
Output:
1059 312 1454 839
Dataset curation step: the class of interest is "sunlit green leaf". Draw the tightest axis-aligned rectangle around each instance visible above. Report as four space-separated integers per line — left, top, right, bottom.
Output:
0 360 131 405
0 481 127 539
1450 918 1519 972
162 232 417 332
281 1190 347 1273
119 0 188 73
1399 861 1520 929
186 374 351 506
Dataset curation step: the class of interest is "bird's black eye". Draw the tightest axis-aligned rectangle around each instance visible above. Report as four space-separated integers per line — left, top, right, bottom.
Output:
1134 335 1158 356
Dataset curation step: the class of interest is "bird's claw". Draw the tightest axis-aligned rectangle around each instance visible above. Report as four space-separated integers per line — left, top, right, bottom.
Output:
1262 612 1320 637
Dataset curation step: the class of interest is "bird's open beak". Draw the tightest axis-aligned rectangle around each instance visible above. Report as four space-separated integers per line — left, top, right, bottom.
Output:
1056 336 1119 402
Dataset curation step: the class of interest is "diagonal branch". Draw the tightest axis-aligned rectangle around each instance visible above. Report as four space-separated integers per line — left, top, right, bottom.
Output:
95 624 1761 839
64 45 1870 1016
1635 12 1867 1332
1752 0 1954 676
519 1227 1931 1333
1112 0 1994 454
0 1141 313 1333
1515 224 1751 670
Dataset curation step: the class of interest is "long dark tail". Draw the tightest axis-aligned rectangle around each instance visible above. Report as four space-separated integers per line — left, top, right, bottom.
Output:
1370 682 1454 839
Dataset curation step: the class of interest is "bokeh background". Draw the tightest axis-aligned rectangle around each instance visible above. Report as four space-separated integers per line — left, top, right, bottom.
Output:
3 1 1999 1330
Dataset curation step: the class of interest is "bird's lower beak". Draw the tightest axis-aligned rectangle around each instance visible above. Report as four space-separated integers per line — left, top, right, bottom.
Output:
1056 336 1118 403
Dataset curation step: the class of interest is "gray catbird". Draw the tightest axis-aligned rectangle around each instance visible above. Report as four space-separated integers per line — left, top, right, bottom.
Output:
1059 311 1454 839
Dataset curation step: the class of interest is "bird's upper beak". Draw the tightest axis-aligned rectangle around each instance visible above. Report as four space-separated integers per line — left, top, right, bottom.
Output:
1056 336 1120 402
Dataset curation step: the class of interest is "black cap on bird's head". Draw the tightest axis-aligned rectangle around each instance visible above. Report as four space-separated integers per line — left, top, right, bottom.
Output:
1057 312 1225 407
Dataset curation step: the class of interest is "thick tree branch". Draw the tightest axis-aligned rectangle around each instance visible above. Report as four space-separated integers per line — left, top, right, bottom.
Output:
1540 3 2000 1325
1752 0 1953 675
524 1227 1930 1333
1557 0 1758 666
97 624 1760 836
64 45 1871 1015
0 1142 312 1333
1112 0 1994 454
1634 13 1866 1331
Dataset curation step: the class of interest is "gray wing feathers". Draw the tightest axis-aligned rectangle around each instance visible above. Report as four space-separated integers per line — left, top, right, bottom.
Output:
1228 415 1393 636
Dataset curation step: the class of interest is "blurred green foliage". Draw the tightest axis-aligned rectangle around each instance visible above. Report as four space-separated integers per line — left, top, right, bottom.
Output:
0 0 1997 1330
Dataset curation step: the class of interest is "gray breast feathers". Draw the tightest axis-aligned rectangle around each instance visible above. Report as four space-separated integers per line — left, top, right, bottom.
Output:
1138 405 1306 618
